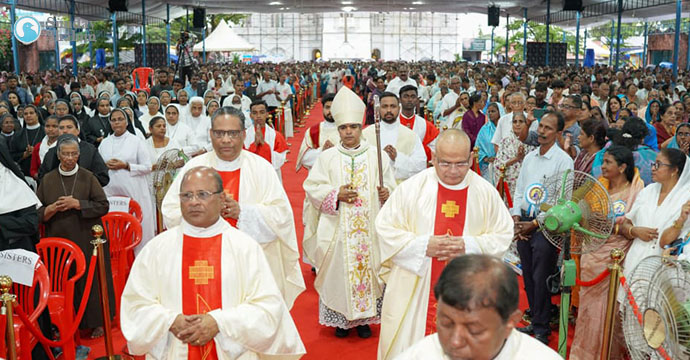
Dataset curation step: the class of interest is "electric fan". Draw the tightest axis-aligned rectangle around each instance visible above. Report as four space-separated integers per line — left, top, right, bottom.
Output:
534 169 615 357
152 149 188 233
621 256 690 360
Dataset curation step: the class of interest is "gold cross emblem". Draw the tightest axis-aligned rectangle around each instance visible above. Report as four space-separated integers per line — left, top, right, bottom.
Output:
441 200 460 218
189 260 214 285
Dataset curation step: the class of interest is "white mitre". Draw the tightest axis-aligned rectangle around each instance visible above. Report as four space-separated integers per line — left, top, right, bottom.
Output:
331 86 365 127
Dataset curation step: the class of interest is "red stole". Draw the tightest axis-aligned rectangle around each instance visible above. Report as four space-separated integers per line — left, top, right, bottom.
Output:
425 184 468 335
248 127 272 163
309 123 321 148
399 114 415 130
218 169 241 227
182 234 223 360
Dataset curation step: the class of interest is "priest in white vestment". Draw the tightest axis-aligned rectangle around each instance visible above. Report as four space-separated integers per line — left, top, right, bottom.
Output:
303 86 397 338
362 92 426 184
376 129 513 360
122 166 306 359
161 107 305 309
394 255 560 360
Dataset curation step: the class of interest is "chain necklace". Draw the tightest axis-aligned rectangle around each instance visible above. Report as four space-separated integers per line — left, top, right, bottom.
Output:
59 169 79 197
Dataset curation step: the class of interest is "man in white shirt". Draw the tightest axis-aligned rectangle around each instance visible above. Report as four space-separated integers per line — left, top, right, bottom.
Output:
385 66 418 96
275 73 295 138
491 92 530 148
256 71 281 113
512 111 574 345
221 78 252 113
395 255 561 360
439 77 462 120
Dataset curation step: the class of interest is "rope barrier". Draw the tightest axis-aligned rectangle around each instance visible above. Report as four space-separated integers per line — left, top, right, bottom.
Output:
576 267 611 287
619 276 672 360
13 253 98 348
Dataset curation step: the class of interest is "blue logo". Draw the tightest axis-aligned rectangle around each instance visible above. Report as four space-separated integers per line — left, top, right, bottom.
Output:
14 16 41 45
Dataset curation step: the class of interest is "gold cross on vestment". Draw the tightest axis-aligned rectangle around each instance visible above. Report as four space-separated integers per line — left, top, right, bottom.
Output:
441 200 460 218
189 260 214 285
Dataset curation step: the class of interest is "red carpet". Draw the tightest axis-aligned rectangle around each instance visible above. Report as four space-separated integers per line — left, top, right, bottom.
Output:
83 101 572 359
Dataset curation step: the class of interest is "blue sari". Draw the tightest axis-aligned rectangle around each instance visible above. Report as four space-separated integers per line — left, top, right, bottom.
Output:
476 121 497 185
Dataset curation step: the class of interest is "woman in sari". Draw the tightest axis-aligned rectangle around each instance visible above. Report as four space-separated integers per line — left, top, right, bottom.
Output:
494 111 535 197
476 102 500 185
606 96 622 126
666 122 690 155
570 145 644 360
655 103 677 147
575 119 606 174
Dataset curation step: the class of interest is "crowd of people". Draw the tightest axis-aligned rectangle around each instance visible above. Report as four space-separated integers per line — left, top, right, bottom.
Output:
2 57 690 360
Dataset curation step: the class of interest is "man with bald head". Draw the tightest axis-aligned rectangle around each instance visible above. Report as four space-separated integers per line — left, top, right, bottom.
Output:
395 255 560 359
122 166 306 359
376 128 514 360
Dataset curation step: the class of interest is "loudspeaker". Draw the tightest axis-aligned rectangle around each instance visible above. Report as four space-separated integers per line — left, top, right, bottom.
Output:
108 0 127 12
563 0 583 11
193 8 206 29
488 6 500 27
135 43 169 68
526 42 568 67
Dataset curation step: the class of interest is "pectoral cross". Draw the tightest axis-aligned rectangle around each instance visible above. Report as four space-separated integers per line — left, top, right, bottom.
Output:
189 260 214 285
441 200 460 218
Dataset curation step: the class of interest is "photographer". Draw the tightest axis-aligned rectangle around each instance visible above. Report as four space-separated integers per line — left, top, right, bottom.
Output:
176 31 195 86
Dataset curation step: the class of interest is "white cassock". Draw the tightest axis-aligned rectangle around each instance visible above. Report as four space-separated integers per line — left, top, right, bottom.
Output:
302 140 397 325
244 125 288 182
295 120 340 266
362 120 426 183
99 131 156 251
167 121 201 156
276 81 294 138
161 150 305 309
394 331 561 360
121 218 306 359
376 168 513 360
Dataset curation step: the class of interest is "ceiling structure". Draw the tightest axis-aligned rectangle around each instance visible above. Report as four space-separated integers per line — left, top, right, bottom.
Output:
12 0 689 27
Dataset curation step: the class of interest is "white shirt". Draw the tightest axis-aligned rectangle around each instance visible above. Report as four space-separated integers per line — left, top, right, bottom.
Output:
256 80 279 107
511 144 574 216
439 91 459 118
385 77 418 97
275 82 294 109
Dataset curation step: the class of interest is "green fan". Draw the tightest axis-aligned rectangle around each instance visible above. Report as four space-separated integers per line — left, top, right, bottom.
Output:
536 169 615 357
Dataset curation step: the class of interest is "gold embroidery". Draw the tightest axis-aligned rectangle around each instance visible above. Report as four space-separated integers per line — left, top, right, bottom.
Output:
441 200 460 218
189 260 214 285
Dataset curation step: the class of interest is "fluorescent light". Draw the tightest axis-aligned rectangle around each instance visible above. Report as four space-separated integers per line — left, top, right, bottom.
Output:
342 6 357 11
269 1 282 5
412 1 423 4
341 1 353 4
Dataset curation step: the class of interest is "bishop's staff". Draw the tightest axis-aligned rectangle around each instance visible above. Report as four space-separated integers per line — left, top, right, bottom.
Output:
373 94 384 188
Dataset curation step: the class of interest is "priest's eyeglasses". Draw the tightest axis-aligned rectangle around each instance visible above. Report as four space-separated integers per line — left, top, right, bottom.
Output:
437 161 470 169
211 129 242 139
179 190 223 202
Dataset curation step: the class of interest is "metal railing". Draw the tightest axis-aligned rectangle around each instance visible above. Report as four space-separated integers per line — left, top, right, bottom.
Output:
529 0 677 24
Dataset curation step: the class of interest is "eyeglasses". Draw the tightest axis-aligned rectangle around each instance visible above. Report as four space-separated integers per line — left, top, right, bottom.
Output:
677 132 690 138
211 129 242 139
437 160 470 169
652 161 673 170
179 190 223 202
60 152 79 158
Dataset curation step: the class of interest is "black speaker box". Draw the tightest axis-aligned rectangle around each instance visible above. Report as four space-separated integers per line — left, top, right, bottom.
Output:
563 0 583 11
193 8 206 29
526 42 568 68
135 43 168 68
109 0 127 12
488 6 500 27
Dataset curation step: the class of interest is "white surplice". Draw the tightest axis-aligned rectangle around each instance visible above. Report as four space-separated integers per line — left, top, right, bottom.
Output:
302 140 397 324
161 150 305 309
394 331 562 360
362 120 426 183
120 218 306 360
99 131 156 251
375 168 514 360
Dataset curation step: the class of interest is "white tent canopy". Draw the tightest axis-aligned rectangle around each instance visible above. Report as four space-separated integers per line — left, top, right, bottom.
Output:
193 19 256 52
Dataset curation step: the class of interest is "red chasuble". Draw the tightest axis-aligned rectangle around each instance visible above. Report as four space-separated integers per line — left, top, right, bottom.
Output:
425 184 468 335
218 169 241 227
182 234 223 360
247 126 289 164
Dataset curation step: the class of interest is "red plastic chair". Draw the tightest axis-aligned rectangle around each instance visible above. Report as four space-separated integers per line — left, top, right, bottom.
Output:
11 260 50 360
108 196 143 224
132 67 154 93
36 237 86 360
101 212 142 326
